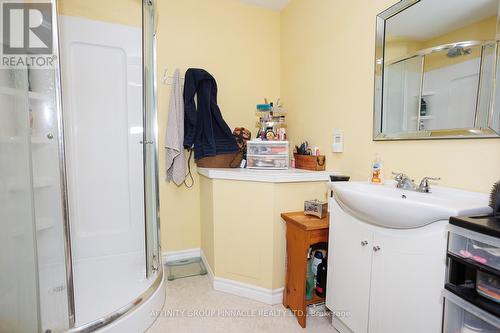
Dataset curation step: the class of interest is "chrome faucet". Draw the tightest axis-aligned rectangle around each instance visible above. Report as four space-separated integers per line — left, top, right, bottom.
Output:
417 177 441 193
392 172 417 190
392 172 440 193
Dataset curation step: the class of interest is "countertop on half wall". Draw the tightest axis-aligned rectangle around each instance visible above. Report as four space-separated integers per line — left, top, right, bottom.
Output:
197 167 339 183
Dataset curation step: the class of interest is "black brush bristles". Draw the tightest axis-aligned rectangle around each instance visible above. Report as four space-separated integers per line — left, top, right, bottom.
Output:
490 180 500 216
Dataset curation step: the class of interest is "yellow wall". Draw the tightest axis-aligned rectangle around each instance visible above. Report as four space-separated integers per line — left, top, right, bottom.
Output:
199 176 215 270
385 38 424 63
58 0 141 26
157 0 281 252
212 180 275 288
281 0 500 194
422 16 497 49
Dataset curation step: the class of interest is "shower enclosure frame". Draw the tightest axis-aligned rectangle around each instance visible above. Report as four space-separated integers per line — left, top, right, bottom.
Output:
52 0 76 327
50 0 163 331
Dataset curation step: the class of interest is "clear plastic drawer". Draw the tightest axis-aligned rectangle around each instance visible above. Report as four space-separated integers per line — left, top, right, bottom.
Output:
448 225 500 272
247 155 289 169
443 290 500 333
477 271 500 304
247 141 289 156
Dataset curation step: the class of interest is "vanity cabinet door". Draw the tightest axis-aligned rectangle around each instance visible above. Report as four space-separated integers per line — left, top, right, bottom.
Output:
327 201 374 333
368 221 448 333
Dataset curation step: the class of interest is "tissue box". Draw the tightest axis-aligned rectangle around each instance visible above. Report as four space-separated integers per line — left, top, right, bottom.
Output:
304 200 328 218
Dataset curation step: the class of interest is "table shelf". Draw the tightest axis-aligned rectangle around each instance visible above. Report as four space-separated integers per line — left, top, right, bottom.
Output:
281 211 329 328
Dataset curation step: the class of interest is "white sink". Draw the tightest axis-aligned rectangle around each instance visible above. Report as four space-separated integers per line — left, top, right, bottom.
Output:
331 181 492 228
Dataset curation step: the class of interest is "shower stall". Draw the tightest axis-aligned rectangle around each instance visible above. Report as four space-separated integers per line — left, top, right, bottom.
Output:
0 0 164 332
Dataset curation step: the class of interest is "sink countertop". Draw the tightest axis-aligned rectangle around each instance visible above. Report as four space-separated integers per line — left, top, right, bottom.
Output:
198 167 339 183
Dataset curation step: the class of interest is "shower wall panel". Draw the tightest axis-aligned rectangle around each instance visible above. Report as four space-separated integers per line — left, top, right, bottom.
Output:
58 15 147 325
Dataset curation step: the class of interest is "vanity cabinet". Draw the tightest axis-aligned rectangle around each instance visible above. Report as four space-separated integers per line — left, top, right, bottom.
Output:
326 199 448 333
325 204 373 333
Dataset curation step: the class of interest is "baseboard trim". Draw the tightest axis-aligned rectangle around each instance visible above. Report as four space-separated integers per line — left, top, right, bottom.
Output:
213 276 284 305
162 248 201 264
199 249 283 305
200 249 214 284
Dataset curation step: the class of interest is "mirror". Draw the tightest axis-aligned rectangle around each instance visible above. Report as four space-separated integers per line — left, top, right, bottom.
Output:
374 0 500 140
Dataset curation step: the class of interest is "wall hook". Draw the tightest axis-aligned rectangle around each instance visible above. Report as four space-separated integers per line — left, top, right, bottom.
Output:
161 68 184 85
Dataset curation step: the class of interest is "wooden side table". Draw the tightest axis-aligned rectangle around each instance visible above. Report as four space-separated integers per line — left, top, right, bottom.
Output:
281 211 329 328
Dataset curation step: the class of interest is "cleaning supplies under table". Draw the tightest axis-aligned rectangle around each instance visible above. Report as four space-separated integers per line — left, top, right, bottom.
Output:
246 140 289 169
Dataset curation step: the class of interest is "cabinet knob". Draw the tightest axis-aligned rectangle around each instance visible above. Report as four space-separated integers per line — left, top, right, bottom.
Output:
361 241 368 246
373 246 381 252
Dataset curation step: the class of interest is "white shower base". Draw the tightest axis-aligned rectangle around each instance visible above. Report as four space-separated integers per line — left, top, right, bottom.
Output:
98 272 165 333
72 252 165 331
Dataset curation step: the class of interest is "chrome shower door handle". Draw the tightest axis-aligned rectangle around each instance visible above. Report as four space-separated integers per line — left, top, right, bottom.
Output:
361 241 368 246
373 246 381 252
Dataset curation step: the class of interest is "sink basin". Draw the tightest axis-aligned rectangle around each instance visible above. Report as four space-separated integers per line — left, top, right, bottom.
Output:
331 181 492 228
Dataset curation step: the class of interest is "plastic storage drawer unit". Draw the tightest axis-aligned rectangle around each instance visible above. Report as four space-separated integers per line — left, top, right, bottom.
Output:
246 140 289 169
448 225 500 272
443 290 500 333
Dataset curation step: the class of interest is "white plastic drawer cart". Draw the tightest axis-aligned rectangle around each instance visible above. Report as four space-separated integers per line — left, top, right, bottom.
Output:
444 217 500 332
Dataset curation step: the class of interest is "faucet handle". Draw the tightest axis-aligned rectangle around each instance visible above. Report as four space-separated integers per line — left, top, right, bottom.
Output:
418 177 441 193
392 172 407 180
392 172 408 187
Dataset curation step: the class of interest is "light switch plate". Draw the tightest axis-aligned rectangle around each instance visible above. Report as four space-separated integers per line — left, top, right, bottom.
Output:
332 129 343 153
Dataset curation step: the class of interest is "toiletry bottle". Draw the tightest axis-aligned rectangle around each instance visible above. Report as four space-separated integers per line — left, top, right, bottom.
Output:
420 98 427 116
312 251 323 277
315 257 327 298
370 154 384 184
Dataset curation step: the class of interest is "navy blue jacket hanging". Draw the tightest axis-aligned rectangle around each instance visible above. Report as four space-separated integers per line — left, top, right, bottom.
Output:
183 68 239 160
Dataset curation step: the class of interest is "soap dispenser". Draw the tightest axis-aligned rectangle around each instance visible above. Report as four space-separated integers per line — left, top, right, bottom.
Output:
370 154 384 185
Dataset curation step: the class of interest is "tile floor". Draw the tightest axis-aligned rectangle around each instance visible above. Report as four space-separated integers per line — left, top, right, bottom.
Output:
146 275 334 333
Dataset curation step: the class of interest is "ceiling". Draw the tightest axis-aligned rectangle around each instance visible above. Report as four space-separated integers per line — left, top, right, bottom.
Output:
239 0 290 11
386 0 498 41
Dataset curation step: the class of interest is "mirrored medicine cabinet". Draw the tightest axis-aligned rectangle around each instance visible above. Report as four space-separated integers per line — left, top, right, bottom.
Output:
374 0 500 140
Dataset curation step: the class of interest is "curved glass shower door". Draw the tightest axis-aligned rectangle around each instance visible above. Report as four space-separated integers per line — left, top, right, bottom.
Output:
0 1 71 329
0 68 40 333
